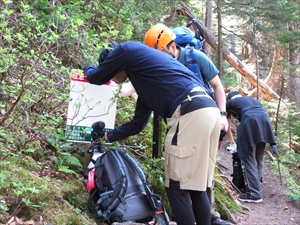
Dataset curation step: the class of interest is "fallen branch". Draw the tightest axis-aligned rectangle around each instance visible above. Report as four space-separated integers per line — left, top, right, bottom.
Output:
175 2 280 100
219 174 244 194
266 149 276 160
216 161 230 171
219 201 239 224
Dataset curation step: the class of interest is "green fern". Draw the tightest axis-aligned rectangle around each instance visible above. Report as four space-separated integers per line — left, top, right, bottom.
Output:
286 192 300 201
64 155 82 168
58 165 78 175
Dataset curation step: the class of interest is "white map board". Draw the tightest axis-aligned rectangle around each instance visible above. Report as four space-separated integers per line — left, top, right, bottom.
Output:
66 70 117 142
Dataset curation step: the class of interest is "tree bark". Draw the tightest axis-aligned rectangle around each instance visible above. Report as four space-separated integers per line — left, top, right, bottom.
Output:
204 0 213 56
217 0 223 78
287 22 300 110
265 43 284 93
176 2 280 100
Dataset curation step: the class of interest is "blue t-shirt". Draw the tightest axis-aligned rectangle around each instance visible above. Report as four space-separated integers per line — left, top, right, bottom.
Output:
178 46 219 82
85 42 216 141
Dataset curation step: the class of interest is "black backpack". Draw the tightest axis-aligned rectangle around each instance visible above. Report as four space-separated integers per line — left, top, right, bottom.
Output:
231 153 245 192
87 148 170 224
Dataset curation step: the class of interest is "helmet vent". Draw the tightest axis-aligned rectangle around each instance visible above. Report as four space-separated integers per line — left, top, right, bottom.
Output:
155 30 164 49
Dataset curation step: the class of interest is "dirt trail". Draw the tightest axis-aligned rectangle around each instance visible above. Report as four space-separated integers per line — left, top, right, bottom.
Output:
218 141 300 225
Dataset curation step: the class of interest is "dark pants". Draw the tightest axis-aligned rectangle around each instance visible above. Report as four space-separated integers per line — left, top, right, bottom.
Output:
244 142 265 199
206 180 220 219
166 179 211 225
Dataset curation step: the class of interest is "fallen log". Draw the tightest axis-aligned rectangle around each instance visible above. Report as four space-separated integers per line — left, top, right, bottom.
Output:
176 2 280 100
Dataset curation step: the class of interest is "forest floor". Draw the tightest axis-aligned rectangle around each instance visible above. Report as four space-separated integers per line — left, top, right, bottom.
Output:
216 140 300 225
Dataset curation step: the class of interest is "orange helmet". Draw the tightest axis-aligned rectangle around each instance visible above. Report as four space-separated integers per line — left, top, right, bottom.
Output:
144 24 176 50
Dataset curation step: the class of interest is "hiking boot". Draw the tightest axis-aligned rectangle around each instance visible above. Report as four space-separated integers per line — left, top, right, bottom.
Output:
211 216 231 225
238 194 263 203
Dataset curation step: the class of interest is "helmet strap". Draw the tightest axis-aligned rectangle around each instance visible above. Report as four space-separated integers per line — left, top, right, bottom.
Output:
162 47 175 58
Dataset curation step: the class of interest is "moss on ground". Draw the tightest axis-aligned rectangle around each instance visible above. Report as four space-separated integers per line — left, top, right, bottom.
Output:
212 156 242 220
0 155 97 225
214 173 241 220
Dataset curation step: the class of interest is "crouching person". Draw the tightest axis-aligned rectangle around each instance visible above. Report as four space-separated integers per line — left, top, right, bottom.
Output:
226 91 278 203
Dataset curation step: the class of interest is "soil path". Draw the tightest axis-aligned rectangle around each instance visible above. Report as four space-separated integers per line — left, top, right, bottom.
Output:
218 141 300 225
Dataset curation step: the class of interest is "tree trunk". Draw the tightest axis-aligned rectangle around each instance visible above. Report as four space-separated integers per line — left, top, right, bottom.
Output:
217 0 223 78
176 2 280 100
265 43 284 93
204 0 213 56
249 43 284 100
287 22 300 110
253 25 260 101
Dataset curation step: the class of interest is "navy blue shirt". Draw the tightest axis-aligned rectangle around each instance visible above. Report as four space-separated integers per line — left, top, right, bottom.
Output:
85 42 211 142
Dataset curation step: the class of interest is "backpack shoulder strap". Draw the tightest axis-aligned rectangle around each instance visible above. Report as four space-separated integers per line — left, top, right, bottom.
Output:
185 47 209 84
122 151 169 220
96 149 128 219
121 152 158 208
185 45 195 65
100 149 170 224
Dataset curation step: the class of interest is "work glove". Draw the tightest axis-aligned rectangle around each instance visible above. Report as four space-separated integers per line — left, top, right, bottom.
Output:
98 48 110 65
91 130 105 141
98 43 118 65
271 144 278 155
91 121 106 141
226 143 237 154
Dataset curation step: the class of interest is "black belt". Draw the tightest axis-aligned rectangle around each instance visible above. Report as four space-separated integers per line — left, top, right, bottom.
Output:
187 91 206 98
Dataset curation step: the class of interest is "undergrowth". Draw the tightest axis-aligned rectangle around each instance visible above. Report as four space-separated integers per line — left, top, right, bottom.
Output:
0 155 95 224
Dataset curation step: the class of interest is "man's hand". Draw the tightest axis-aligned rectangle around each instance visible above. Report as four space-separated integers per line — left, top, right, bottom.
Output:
220 115 228 131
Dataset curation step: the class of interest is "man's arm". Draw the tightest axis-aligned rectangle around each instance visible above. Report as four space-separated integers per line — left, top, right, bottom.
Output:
225 116 237 153
193 50 228 131
104 97 152 142
209 76 228 131
84 45 128 85
226 117 235 143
